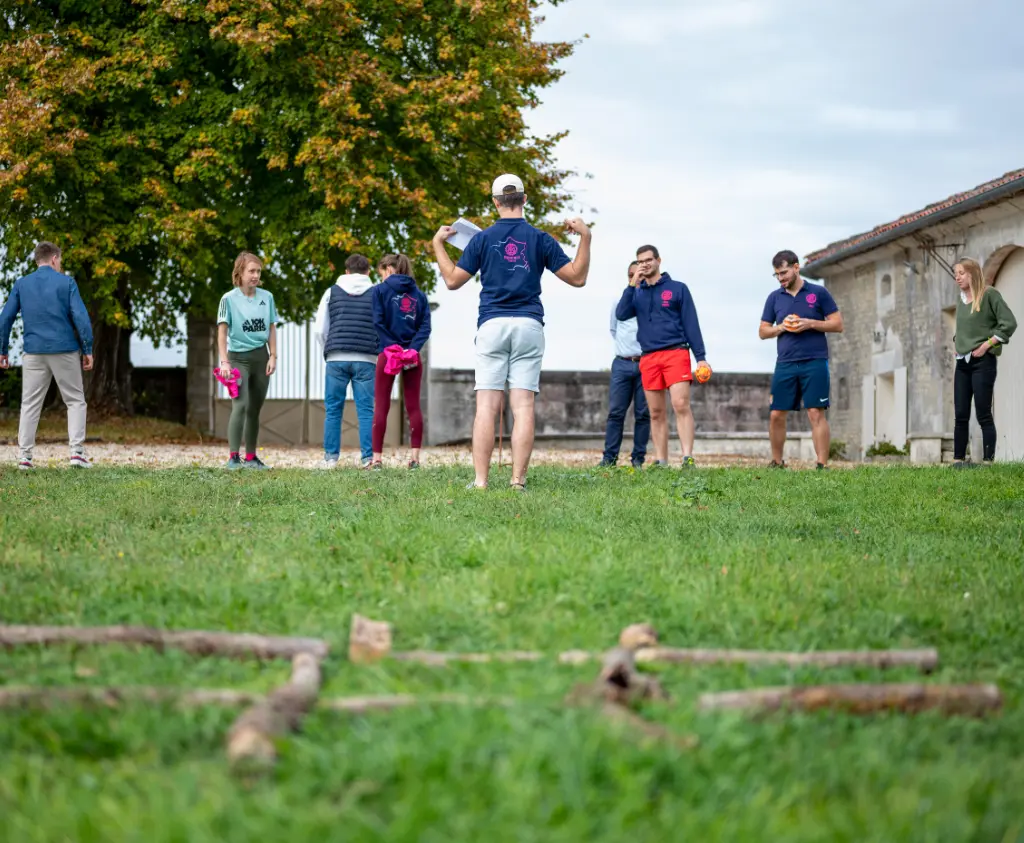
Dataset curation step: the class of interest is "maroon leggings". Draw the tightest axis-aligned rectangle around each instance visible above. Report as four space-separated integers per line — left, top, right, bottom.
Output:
372 353 423 452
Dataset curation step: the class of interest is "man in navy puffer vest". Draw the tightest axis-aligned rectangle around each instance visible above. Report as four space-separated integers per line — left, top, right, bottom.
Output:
313 253 378 468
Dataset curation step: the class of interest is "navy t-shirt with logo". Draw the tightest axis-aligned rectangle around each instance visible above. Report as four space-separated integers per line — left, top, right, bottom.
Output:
456 218 571 328
761 281 839 362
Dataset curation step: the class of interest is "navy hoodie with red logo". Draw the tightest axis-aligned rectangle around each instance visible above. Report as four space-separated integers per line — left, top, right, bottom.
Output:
372 274 431 351
615 272 706 360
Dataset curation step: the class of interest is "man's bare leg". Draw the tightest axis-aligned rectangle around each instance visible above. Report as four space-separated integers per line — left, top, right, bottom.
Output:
807 407 830 465
646 389 669 462
769 410 788 463
668 381 694 458
472 390 503 487
508 388 536 486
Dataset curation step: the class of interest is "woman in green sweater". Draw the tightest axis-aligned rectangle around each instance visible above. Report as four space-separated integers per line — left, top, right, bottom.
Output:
952 258 1017 466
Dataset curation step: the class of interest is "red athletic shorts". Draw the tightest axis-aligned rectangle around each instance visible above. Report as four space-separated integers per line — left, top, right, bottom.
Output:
639 348 692 390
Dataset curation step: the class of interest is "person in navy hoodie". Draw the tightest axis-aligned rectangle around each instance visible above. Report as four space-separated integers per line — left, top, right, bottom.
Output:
759 249 843 469
616 245 710 469
370 253 431 469
0 241 94 470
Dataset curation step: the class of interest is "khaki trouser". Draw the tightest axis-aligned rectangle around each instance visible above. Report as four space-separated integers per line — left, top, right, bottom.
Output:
19 352 87 462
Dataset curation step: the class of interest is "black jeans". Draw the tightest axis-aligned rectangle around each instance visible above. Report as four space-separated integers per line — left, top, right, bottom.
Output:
953 354 998 461
602 357 650 464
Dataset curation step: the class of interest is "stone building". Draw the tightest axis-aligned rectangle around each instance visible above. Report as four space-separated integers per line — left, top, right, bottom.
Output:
802 168 1024 462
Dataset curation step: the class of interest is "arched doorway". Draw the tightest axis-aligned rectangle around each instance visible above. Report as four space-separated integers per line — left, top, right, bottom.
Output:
990 246 1024 461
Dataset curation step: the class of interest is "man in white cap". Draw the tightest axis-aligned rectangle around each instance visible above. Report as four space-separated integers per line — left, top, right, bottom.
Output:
432 174 592 491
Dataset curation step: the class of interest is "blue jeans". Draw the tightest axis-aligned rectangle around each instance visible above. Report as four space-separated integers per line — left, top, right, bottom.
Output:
324 361 375 461
603 357 650 464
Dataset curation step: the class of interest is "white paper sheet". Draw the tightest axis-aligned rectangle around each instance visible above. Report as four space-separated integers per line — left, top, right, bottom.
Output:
446 217 482 251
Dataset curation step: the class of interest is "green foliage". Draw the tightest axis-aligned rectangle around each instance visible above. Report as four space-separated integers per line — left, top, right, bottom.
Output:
866 440 910 457
1 464 1024 839
0 0 578 343
0 367 22 410
829 439 847 460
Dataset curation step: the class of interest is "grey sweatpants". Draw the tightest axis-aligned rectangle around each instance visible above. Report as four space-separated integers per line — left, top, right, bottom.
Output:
19 352 87 462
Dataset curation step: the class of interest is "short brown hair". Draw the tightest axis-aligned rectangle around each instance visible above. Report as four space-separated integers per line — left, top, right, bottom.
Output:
232 251 262 287
636 245 660 260
378 254 413 278
345 254 370 275
34 242 61 264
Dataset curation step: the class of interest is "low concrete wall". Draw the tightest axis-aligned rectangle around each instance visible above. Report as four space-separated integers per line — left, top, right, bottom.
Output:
426 369 807 447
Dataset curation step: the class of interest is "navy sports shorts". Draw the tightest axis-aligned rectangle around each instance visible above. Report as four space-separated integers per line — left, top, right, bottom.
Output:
770 359 830 411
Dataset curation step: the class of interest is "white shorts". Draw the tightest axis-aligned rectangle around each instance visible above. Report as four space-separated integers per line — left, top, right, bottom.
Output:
474 316 545 393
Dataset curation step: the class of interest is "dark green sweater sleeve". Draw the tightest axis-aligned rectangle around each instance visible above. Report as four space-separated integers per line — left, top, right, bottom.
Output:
989 289 1017 344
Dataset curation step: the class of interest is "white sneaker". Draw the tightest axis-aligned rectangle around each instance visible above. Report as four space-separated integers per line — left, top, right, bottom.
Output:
18 459 32 471
69 454 91 468
318 458 338 470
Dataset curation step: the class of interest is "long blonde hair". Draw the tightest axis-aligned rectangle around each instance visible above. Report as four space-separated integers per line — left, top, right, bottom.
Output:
232 251 262 287
955 258 986 313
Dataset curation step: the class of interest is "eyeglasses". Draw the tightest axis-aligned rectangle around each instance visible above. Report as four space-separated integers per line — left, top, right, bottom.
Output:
636 258 657 265
772 268 794 278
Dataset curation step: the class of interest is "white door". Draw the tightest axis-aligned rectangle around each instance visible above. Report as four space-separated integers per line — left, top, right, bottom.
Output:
994 248 1024 461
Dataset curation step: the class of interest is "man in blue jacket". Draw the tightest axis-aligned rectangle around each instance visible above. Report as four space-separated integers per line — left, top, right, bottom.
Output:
616 245 710 468
0 242 94 469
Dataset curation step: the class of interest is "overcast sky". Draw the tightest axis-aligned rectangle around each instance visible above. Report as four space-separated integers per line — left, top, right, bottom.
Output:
130 0 1024 371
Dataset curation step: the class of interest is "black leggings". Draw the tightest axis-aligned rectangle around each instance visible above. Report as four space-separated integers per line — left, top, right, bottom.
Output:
953 354 997 461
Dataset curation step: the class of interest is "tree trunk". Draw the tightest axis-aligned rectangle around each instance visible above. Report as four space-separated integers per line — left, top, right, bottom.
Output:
85 281 133 416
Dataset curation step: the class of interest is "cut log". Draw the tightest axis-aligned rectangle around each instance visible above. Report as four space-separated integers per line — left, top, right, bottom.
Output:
597 702 698 750
619 623 658 651
0 686 260 709
226 652 322 766
390 650 544 666
0 624 329 661
348 615 393 664
635 647 939 673
697 683 1002 717
566 647 668 707
322 693 515 714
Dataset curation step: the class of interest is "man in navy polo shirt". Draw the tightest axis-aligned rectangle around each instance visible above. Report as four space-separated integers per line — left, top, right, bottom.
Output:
432 174 591 491
759 249 844 469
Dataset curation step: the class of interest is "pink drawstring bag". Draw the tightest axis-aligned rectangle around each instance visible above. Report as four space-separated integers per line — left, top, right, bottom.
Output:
382 344 420 375
213 367 242 398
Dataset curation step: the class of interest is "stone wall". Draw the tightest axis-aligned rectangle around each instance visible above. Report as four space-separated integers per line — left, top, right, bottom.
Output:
426 368 804 445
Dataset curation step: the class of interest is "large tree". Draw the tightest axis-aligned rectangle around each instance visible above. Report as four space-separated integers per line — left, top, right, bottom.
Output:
0 0 576 412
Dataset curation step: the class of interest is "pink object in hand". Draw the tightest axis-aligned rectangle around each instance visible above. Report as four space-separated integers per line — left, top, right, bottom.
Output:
213 367 242 398
382 344 420 375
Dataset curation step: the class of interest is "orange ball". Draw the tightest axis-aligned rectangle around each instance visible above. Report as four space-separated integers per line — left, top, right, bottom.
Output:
695 364 712 384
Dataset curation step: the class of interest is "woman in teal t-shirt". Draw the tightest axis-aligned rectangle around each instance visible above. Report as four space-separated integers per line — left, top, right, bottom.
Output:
217 251 279 469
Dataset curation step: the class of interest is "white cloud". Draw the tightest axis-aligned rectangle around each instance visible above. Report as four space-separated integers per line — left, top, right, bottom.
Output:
819 105 959 134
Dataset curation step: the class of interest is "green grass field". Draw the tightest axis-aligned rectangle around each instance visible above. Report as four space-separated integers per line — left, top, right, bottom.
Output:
1 463 1023 842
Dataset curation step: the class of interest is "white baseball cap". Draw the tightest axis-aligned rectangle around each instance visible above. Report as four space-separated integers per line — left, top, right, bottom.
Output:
491 173 524 196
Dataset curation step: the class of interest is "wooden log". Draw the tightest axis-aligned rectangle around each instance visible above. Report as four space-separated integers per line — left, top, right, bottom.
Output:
348 615 393 664
0 686 260 709
697 683 1002 717
0 624 329 661
566 647 668 707
597 702 698 750
619 623 658 651
635 647 939 672
226 652 322 766
322 693 515 714
391 650 543 666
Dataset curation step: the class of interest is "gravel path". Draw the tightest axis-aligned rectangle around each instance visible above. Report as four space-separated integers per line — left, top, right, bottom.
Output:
3 442 831 470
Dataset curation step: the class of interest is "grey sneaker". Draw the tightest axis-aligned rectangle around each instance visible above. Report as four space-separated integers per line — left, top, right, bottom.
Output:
681 456 696 469
244 456 271 470
360 457 373 469
224 455 244 470
69 454 91 469
318 458 338 470
649 459 669 469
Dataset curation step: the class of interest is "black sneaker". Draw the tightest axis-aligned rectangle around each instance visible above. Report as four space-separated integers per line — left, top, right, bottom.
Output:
768 460 786 469
631 459 645 469
951 460 977 469
597 458 617 468
816 463 828 471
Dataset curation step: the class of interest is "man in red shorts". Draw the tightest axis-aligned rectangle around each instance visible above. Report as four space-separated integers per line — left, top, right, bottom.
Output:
616 245 711 468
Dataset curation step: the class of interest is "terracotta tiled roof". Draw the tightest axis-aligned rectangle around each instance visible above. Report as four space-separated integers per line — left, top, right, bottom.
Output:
802 168 1024 272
